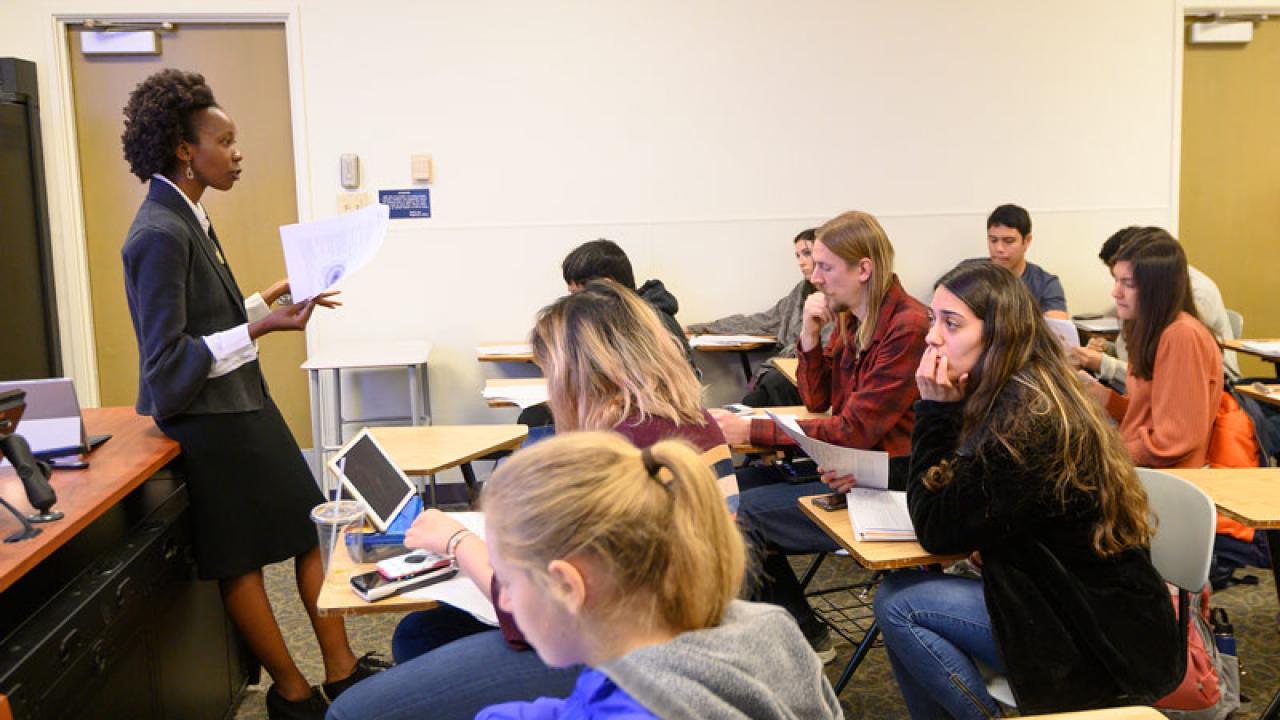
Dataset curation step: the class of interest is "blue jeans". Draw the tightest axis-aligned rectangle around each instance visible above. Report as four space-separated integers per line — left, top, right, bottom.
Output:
391 604 490 662
737 477 839 638
873 571 1005 719
326 625 581 720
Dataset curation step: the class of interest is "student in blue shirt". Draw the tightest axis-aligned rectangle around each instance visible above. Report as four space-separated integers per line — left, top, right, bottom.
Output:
475 432 842 720
965 204 1069 319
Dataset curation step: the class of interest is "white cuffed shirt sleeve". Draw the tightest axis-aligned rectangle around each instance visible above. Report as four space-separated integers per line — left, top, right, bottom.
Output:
201 293 267 378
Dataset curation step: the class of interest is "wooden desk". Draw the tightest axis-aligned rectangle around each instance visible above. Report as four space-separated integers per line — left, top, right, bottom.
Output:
315 530 440 617
1221 338 1280 377
0 407 179 592
798 495 963 570
1020 707 1164 720
368 424 528 504
482 378 548 409
1165 467 1280 720
770 357 799 386
1236 382 1280 409
690 335 777 381
476 343 535 364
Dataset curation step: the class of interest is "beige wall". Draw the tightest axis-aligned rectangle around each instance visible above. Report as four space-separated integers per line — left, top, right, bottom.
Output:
1180 17 1280 376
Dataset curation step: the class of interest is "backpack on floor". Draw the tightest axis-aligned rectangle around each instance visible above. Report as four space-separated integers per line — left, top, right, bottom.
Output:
1154 586 1240 720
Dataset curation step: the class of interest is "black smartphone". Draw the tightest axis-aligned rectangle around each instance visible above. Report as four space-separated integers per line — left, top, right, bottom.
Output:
779 457 821 484
813 492 848 511
350 565 458 602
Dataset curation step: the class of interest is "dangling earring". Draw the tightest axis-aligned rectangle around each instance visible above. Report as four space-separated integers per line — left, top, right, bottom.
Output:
185 162 194 180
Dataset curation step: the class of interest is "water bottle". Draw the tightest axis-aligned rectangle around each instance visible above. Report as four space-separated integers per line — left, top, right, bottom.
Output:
1210 607 1236 657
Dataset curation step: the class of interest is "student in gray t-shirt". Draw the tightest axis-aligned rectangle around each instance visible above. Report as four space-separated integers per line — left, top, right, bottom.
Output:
964 203 1069 318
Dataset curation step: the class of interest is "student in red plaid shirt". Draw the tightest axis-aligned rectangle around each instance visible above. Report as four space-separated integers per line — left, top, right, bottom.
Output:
711 210 928 660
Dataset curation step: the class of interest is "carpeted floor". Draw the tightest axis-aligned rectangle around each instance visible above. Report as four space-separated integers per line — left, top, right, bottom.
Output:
235 554 1279 719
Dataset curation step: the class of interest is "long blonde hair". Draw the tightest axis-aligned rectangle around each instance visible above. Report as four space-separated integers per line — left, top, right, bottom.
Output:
483 432 746 632
815 211 896 352
532 279 705 431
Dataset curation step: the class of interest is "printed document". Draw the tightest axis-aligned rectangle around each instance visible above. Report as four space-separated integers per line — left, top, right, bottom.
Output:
847 489 916 542
766 411 889 489
689 334 776 348
281 203 390 301
1045 317 1081 350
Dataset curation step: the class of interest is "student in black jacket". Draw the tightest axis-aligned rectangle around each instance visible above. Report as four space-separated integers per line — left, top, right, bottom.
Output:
120 69 381 719
872 262 1182 718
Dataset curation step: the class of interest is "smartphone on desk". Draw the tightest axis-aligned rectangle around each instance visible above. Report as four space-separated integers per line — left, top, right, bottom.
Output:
812 492 848 512
351 565 458 602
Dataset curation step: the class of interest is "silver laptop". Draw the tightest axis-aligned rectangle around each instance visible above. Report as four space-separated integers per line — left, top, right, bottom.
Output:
0 378 87 458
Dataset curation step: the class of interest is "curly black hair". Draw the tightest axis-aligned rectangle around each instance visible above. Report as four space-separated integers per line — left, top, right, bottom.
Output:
121 69 218 181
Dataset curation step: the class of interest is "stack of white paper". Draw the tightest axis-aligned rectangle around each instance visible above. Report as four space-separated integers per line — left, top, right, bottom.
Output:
481 381 549 409
401 512 497 625
765 411 889 488
689 334 776 348
1241 340 1280 357
1074 317 1120 333
281 203 390 301
847 489 916 542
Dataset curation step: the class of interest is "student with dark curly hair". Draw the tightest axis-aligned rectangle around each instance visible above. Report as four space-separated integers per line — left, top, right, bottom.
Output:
120 69 382 719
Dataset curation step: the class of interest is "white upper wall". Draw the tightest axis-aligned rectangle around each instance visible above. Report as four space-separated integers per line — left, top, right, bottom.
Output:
1 0 1180 432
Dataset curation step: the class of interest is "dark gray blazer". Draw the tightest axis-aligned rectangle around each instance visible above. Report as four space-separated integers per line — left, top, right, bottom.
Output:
122 180 265 420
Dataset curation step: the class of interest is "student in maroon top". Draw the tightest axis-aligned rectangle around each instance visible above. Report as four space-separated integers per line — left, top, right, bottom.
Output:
712 210 929 661
327 280 732 720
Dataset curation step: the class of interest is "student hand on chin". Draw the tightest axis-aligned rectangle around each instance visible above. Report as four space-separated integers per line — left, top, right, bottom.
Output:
708 407 750 445
404 508 465 556
915 346 968 403
819 467 856 494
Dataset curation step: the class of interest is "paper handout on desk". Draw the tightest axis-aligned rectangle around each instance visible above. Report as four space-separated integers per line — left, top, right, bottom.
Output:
846 489 916 542
1241 340 1280 357
1045 317 1081 350
689 334 775 348
281 203 389 301
401 512 497 625
765 410 889 489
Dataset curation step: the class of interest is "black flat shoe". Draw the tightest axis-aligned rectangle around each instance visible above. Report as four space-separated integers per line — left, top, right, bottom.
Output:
266 685 327 720
322 652 393 702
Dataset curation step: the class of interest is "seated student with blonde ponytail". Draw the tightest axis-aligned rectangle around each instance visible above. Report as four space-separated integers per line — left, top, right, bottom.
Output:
875 261 1180 718
476 432 842 720
327 280 734 720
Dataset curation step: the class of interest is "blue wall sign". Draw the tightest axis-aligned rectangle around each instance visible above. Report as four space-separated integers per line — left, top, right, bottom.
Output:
378 189 431 219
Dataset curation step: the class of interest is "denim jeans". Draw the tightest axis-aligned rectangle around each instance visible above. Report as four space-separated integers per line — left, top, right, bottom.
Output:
737 477 839 638
873 571 1005 719
391 604 491 662
326 624 581 720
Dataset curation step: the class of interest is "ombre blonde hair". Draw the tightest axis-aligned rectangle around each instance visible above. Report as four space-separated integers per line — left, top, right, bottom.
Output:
815 211 897 353
532 279 705 431
482 431 746 632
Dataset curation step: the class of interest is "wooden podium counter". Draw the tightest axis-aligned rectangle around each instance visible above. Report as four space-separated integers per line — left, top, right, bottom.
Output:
0 408 251 720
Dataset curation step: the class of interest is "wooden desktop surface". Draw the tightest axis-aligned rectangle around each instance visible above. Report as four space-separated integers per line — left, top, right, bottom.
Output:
798 495 964 570
1235 382 1280 409
368 425 528 475
315 530 439 617
0 407 180 593
1020 707 1164 720
770 357 799 386
1220 338 1280 361
476 343 535 363
1165 468 1280 529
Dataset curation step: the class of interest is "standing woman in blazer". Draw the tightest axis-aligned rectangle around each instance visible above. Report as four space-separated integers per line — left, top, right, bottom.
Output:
120 69 380 720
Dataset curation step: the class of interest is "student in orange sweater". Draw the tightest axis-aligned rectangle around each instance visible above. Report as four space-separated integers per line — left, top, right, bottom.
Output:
1081 229 1221 468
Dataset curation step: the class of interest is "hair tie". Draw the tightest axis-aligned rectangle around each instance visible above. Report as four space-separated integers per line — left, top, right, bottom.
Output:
640 447 672 488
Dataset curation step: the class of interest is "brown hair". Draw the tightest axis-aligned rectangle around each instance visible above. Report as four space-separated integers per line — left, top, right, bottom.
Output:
531 279 705 431
1113 230 1199 381
483 432 745 633
815 211 896 352
925 262 1154 556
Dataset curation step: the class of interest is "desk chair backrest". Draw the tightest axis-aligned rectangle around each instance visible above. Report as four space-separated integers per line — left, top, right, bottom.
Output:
1225 309 1243 340
1135 468 1215 592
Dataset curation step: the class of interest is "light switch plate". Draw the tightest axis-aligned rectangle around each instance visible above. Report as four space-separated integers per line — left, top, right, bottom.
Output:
340 153 360 189
410 154 433 183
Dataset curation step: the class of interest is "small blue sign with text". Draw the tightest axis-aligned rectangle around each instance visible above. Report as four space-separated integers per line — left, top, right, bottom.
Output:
378 189 431 219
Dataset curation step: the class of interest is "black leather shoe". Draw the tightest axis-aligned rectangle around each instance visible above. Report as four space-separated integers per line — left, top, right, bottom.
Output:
322 652 393 702
265 685 327 720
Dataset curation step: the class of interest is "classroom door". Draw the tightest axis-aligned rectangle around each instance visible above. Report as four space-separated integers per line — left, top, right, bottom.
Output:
1180 18 1280 377
67 22 313 445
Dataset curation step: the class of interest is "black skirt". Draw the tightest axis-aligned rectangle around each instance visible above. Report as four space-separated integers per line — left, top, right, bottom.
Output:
157 395 324 580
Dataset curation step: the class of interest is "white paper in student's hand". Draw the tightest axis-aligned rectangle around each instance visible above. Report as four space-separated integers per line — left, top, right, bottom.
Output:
402 511 498 625
764 410 889 489
1045 317 1081 350
280 203 390 301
